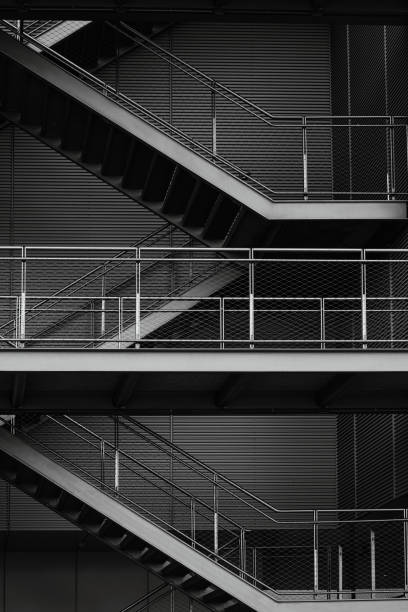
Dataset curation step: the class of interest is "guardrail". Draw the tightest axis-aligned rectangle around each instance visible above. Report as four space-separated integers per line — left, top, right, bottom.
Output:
3 413 408 601
0 247 407 349
2 19 408 201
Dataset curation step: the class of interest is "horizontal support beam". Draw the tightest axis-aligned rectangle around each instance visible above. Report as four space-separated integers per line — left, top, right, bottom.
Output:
315 373 356 408
2 350 408 373
1 1 408 23
214 373 248 407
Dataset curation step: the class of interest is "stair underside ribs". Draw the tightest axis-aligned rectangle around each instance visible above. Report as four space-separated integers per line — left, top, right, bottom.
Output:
0 431 265 612
0 33 273 249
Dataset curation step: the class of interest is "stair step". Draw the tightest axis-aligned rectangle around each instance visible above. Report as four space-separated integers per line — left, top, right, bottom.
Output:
36 480 62 505
203 196 240 243
183 182 219 228
122 142 155 191
142 154 176 203
81 114 111 166
0 454 18 481
76 504 105 530
161 168 197 215
61 101 89 152
41 89 68 141
101 128 132 177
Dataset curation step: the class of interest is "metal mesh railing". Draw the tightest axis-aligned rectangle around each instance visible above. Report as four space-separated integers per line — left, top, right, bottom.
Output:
1 247 408 349
1 20 407 201
2 414 408 602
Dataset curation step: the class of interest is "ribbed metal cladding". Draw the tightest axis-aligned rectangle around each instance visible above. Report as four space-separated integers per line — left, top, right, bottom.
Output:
1 415 337 530
173 415 338 511
98 22 333 197
337 415 408 509
0 127 167 246
0 125 12 244
336 415 356 508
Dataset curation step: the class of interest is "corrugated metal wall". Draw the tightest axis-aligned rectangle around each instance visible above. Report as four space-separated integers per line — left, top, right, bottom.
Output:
0 125 165 246
99 22 333 198
0 414 337 530
337 414 408 508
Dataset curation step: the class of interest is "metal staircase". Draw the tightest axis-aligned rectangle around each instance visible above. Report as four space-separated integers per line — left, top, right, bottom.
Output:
0 22 275 249
0 416 276 612
0 415 406 609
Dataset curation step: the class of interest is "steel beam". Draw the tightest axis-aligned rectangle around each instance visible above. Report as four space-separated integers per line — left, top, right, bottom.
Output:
214 373 248 408
1 350 408 373
10 373 27 409
0 1 408 23
112 374 140 408
315 374 356 409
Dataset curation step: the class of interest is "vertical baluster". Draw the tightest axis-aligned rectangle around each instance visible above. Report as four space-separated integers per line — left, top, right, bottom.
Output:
101 264 106 337
302 117 308 201
211 81 217 157
100 439 105 488
314 510 319 598
219 297 225 350
338 544 343 600
135 248 140 349
20 246 26 349
361 250 367 350
114 417 119 493
190 498 196 549
370 529 376 598
249 250 254 349
213 474 219 557
240 528 246 579
320 298 326 350
404 509 408 598
389 116 396 200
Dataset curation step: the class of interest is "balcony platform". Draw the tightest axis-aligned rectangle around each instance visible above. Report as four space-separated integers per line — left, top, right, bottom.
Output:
0 349 408 373
1 350 408 415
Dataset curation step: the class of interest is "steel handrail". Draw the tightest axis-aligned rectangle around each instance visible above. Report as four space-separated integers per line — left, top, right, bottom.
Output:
111 22 408 128
56 415 243 531
0 20 279 201
118 584 170 612
0 224 173 337
119 418 300 525
122 416 308 519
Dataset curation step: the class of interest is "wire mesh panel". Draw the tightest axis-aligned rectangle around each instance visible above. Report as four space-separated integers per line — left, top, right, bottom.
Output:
1 247 408 349
3 414 408 603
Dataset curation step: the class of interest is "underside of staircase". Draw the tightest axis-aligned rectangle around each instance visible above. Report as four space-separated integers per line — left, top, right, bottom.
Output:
0 426 272 612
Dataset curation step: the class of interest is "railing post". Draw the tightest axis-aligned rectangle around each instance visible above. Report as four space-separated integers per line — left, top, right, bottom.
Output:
135 248 140 349
249 250 254 349
338 544 343 600
213 473 219 557
370 529 376 598
100 439 105 488
10 415 15 436
17 19 23 43
240 528 246 579
302 116 308 201
220 297 225 350
118 298 122 349
190 498 196 549
211 81 217 156
170 585 174 612
253 547 257 586
320 298 326 350
20 246 26 348
361 250 367 350
313 510 319 598
404 509 408 598
114 416 119 493
387 116 396 201
100 263 106 337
